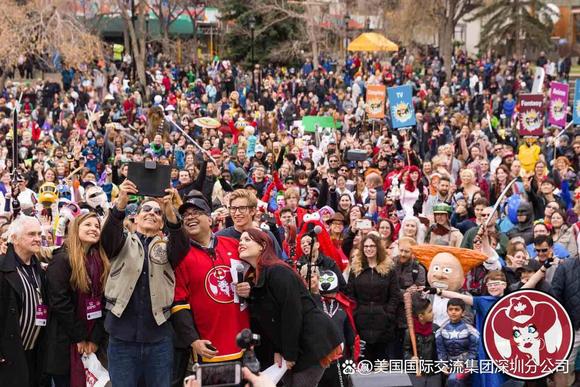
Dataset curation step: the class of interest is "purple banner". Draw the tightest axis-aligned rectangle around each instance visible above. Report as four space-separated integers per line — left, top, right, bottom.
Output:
548 81 569 128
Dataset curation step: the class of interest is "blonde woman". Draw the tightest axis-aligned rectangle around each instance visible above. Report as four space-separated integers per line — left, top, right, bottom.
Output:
44 212 109 387
346 233 400 363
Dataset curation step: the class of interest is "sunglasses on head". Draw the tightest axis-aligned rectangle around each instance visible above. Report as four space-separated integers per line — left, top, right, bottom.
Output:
140 204 162 216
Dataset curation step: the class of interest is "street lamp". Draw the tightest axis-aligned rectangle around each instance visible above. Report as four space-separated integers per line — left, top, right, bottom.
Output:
249 15 256 93
344 14 350 63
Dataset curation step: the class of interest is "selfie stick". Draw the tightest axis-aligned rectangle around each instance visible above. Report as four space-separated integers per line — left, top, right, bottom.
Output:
552 121 573 164
484 177 518 228
164 117 216 163
11 93 22 179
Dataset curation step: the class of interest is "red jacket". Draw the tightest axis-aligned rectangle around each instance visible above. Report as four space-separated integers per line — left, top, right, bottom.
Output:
172 235 249 362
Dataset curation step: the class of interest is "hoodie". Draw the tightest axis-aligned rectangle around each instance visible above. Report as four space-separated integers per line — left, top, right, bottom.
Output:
507 201 535 244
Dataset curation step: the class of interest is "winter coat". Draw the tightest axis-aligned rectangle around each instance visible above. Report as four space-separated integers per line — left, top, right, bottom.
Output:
403 323 440 374
554 225 578 260
552 258 580 330
0 245 49 387
248 264 342 372
43 247 106 375
346 257 401 344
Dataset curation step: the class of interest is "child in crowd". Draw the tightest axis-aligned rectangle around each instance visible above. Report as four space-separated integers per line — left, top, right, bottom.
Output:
435 298 479 387
403 296 441 387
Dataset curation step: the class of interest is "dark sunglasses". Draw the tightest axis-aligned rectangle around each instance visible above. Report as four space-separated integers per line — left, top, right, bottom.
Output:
535 248 549 253
140 204 162 216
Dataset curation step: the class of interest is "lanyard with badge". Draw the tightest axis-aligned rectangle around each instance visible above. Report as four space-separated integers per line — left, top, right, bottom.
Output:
21 265 48 326
85 254 103 321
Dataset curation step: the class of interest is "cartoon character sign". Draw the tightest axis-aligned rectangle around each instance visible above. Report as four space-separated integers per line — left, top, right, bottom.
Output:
484 289 573 379
550 99 566 122
204 265 235 303
393 102 412 122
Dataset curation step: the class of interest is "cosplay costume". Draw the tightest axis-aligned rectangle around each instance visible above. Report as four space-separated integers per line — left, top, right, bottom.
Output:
435 320 479 386
296 213 349 272
316 270 358 387
172 235 250 362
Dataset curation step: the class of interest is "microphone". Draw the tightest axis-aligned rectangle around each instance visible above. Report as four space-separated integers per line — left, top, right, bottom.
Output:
307 225 323 237
236 265 246 307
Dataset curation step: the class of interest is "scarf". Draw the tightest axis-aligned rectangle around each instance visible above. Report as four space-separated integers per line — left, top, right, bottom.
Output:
413 316 433 337
70 248 104 387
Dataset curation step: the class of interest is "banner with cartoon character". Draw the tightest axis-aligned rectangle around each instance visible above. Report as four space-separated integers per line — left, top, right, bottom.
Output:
366 85 386 119
573 79 580 125
388 85 416 129
518 94 544 137
548 82 568 128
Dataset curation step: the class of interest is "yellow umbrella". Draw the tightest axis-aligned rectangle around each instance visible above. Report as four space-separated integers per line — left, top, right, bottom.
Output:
348 32 398 52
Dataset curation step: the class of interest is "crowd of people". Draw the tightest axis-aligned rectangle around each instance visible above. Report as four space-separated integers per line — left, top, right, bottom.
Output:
0 43 580 387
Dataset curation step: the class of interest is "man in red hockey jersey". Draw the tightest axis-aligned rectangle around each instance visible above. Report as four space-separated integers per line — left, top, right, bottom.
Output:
171 197 250 386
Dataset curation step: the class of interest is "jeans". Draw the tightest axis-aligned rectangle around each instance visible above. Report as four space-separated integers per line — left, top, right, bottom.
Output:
108 336 173 387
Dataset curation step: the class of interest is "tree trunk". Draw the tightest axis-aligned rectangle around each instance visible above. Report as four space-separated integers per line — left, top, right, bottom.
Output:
438 21 453 79
514 0 522 56
0 71 9 93
161 19 170 56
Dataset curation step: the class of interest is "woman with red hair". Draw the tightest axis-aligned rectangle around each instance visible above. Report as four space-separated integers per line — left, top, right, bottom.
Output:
398 165 425 217
235 228 342 387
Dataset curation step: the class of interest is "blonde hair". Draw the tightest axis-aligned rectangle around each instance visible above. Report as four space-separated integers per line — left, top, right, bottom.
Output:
284 187 300 200
65 213 110 293
229 189 258 208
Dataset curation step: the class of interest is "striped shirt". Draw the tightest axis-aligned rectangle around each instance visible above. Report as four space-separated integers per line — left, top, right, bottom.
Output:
16 265 41 350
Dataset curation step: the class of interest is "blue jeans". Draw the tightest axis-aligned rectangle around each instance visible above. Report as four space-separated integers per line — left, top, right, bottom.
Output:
108 336 173 387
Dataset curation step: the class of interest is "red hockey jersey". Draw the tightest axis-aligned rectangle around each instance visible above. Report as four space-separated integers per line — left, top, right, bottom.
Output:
173 235 250 362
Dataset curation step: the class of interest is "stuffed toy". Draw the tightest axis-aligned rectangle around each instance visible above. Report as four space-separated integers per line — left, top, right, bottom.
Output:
296 212 349 271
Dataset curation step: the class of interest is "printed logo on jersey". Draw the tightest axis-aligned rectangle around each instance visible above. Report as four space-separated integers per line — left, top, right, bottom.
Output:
205 265 235 303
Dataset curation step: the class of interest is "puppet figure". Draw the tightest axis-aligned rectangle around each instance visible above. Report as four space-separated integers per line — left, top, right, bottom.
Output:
411 245 487 326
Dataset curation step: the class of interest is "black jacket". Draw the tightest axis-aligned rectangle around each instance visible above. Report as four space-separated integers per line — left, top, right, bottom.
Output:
248 264 342 372
552 259 580 330
43 247 106 375
346 261 401 344
0 245 49 387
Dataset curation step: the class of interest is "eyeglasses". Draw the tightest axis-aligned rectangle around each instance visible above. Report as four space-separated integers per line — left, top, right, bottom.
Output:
473 239 482 244
535 247 550 253
229 205 253 214
486 281 506 288
481 213 491 218
140 204 162 216
183 209 206 218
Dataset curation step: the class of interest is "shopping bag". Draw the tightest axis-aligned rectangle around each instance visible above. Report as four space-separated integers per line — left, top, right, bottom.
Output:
81 353 110 387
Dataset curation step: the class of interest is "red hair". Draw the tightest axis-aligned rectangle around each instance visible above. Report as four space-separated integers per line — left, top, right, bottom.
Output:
243 228 300 282
404 165 421 192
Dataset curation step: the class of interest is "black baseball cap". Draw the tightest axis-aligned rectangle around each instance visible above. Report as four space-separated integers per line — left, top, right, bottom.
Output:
178 198 211 216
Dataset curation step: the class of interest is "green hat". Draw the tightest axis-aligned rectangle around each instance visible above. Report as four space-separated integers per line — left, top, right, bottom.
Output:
433 203 452 214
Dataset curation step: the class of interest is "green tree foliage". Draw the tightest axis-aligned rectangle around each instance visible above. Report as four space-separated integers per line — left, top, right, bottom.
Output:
219 1 302 66
469 0 556 56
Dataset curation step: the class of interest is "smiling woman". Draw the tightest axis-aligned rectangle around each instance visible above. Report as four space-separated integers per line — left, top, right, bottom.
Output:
44 212 110 386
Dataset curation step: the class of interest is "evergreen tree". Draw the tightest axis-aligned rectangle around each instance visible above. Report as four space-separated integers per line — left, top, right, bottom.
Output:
219 1 301 66
469 0 556 56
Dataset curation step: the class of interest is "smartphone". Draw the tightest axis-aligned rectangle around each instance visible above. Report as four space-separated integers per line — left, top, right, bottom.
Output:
357 219 372 230
192 362 242 387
